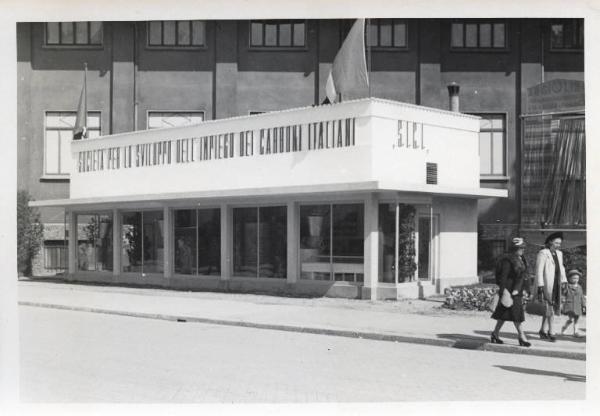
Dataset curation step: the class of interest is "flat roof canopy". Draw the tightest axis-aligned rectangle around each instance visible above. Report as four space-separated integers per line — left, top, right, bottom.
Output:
30 180 507 210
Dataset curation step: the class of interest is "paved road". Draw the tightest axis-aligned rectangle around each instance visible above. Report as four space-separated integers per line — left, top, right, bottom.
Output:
19 305 585 403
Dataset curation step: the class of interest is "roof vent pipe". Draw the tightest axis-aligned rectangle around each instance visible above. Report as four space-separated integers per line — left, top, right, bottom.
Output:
447 82 460 112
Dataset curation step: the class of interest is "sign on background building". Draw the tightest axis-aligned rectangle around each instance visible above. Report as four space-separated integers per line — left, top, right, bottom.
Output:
521 79 585 235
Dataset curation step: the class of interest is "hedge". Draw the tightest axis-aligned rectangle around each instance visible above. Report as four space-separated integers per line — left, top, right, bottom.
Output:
443 283 499 311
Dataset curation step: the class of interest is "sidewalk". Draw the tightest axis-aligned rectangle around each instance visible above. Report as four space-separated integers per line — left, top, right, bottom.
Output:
18 279 586 360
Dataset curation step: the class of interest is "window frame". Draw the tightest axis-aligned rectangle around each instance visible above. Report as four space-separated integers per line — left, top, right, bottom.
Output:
549 19 584 51
76 213 114 273
43 241 68 271
146 20 207 49
173 207 222 277
449 20 508 52
298 201 365 283
43 110 101 179
146 110 206 129
232 204 288 279
248 20 307 50
119 209 165 275
366 18 409 50
469 112 508 179
43 22 104 49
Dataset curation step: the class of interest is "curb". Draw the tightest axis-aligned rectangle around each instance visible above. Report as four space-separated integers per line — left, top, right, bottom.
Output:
19 301 586 361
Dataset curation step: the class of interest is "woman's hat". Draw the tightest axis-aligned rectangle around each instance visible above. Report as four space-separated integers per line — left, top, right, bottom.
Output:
567 269 582 278
510 237 525 249
544 231 564 245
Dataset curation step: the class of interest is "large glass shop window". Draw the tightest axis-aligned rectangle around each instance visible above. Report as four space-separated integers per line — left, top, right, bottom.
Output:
299 205 331 280
377 203 417 283
77 214 113 272
418 217 431 280
378 204 396 283
174 208 221 275
300 204 364 282
174 209 196 274
121 211 164 274
233 206 287 278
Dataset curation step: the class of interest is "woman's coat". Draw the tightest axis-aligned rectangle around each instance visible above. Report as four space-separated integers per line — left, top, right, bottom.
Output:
535 248 567 301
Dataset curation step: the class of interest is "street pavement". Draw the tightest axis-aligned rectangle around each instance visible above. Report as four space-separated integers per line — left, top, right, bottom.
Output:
18 280 586 360
20 305 585 402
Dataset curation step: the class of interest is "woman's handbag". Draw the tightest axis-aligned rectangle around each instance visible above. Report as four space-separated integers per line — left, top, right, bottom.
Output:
526 299 547 316
489 293 500 311
500 288 513 308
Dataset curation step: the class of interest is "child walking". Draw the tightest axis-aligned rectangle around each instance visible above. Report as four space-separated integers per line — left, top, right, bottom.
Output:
561 269 586 337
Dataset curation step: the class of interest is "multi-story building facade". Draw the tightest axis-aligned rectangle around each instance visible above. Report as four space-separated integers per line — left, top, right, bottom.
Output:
17 18 585 280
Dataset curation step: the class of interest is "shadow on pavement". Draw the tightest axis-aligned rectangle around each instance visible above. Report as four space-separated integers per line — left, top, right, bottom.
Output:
494 365 586 382
555 334 587 343
436 333 488 349
473 330 586 343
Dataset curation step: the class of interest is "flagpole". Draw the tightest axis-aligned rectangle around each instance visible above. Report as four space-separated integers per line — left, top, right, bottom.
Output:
367 18 371 98
84 62 88 138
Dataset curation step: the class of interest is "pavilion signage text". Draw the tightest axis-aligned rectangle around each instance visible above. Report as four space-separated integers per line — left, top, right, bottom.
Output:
78 118 357 173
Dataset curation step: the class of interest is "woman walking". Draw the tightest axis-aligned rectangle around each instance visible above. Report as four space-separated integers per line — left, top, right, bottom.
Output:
490 237 531 347
536 232 567 342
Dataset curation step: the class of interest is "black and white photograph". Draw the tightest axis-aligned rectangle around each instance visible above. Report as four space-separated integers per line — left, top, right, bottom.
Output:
1 0 598 413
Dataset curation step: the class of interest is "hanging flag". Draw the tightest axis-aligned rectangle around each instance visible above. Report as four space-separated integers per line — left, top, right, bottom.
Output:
73 63 87 140
325 19 369 103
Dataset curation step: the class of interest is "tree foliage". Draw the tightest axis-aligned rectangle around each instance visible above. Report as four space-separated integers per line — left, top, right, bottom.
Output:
17 190 44 276
397 204 417 281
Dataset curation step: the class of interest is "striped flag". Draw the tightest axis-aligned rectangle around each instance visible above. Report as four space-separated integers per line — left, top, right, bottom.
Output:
325 19 369 103
73 63 87 140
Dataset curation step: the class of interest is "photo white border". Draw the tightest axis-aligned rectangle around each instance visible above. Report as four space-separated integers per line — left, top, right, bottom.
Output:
1 1 598 415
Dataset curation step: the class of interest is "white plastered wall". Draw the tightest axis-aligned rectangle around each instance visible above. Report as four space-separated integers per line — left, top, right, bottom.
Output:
435 197 479 291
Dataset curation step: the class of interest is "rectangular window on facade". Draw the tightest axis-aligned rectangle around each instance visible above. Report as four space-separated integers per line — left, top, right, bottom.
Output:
174 209 196 275
45 112 100 176
550 19 584 50
378 204 396 283
490 240 506 262
77 214 113 272
300 204 364 282
450 21 506 49
249 20 306 48
417 217 431 280
44 241 68 271
377 203 418 283
121 210 164 274
122 212 142 273
332 204 364 282
174 208 221 276
366 19 407 48
147 21 206 47
233 206 287 278
258 207 287 278
45 22 103 46
473 114 506 176
147 111 205 129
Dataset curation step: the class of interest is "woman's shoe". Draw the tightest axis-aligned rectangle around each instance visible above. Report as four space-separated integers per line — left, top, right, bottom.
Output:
490 333 504 344
547 333 557 342
538 330 548 339
518 338 531 347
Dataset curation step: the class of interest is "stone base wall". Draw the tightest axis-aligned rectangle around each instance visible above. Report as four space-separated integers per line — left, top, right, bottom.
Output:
49 272 443 300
